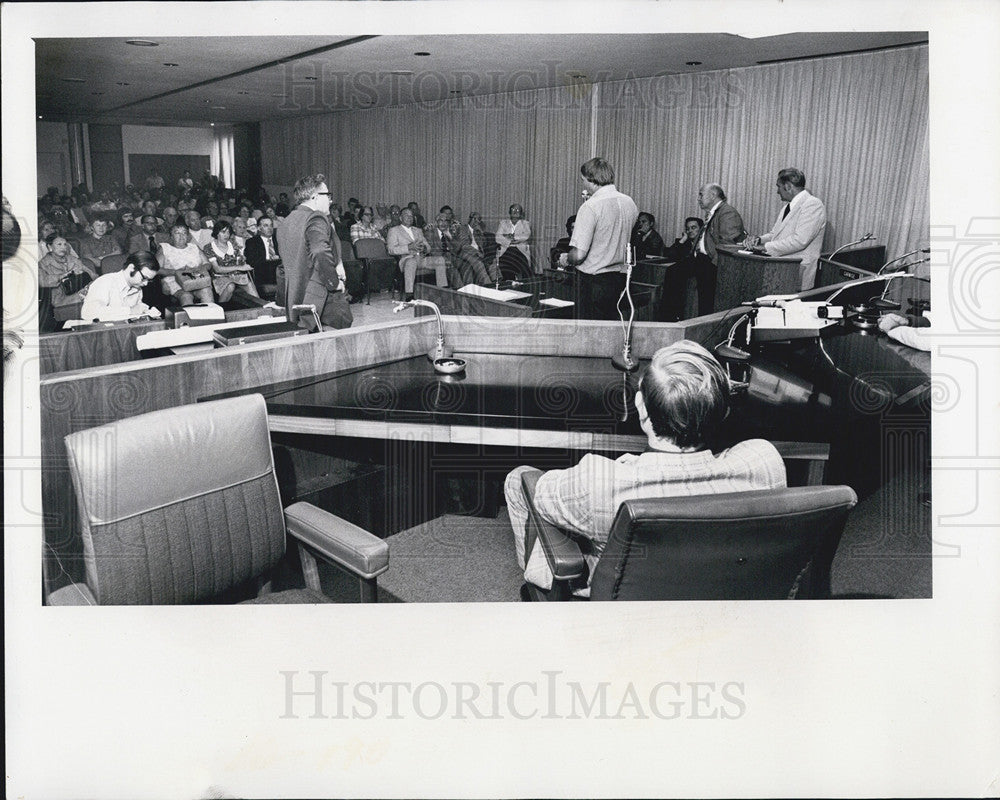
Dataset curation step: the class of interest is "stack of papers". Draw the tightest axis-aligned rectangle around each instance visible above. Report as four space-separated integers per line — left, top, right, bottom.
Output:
457 284 532 302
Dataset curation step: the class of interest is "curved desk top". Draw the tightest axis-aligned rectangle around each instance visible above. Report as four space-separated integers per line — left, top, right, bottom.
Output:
716 244 803 265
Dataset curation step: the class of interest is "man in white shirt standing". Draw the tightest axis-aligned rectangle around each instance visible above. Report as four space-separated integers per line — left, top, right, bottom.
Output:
79 251 162 322
558 157 639 319
748 168 827 290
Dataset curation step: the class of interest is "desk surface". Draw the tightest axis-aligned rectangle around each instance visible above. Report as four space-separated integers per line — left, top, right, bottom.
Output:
210 323 930 488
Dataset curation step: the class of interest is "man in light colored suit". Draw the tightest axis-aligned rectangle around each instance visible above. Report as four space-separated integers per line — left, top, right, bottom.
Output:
386 207 447 301
749 168 827 290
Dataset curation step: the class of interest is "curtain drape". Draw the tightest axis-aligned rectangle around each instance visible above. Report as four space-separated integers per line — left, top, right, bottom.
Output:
261 45 928 262
211 128 235 190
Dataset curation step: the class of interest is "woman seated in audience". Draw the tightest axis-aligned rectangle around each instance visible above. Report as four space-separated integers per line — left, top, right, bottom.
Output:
495 203 533 280
203 220 259 303
37 234 98 332
350 206 384 243
158 222 214 306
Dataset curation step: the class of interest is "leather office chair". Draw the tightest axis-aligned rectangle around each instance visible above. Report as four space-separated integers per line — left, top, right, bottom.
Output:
353 238 401 303
46 394 389 605
520 472 856 601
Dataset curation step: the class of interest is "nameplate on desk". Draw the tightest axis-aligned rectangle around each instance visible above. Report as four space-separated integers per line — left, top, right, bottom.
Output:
457 284 532 302
213 321 305 347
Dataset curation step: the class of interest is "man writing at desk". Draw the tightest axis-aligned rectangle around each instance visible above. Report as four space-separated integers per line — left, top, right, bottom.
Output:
746 168 827 291
79 251 162 322
504 340 786 595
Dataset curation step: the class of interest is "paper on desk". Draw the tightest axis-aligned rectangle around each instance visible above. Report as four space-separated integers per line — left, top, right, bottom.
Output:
457 284 532 301
539 297 574 308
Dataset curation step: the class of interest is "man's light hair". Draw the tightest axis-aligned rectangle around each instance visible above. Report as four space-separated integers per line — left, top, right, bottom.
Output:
777 168 806 188
639 340 730 448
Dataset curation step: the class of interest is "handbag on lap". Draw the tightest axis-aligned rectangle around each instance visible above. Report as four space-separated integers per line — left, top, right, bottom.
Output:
60 271 92 296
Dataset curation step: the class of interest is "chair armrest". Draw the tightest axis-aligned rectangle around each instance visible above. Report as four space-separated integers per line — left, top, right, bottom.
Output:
284 502 389 579
520 472 586 581
46 582 97 605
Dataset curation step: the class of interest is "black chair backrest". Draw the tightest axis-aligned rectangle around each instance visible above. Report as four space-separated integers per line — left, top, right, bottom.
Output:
354 238 389 260
589 486 856 601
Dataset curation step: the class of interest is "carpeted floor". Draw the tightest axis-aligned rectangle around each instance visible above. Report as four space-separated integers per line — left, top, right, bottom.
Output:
314 466 932 602
318 508 524 603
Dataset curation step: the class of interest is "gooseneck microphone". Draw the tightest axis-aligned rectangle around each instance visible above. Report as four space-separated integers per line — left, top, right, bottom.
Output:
878 247 931 274
827 232 876 263
612 244 640 372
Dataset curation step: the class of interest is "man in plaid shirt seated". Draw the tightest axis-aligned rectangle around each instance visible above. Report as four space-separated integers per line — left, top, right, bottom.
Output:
504 340 787 594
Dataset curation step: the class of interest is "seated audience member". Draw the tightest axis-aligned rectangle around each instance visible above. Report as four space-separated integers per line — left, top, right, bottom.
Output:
342 197 360 225
505 339 787 594
439 205 455 223
275 193 291 217
386 207 446 301
231 216 249 249
38 234 98 331
204 220 259 303
447 218 498 286
144 168 165 195
878 311 932 352
77 216 122 270
350 206 385 243
128 214 170 255
184 209 211 249
158 222 214 306
550 215 576 267
177 170 194 192
496 203 533 280
79 251 162 322
659 216 713 321
407 201 426 229
387 204 403 230
466 212 488 257
37 219 59 258
372 204 393 236
160 206 179 233
89 190 117 215
244 216 282 294
113 208 140 251
424 214 459 285
632 211 665 260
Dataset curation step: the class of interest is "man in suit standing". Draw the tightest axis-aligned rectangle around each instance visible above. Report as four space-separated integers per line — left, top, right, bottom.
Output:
244 216 282 302
685 183 747 316
276 173 352 331
748 168 827 290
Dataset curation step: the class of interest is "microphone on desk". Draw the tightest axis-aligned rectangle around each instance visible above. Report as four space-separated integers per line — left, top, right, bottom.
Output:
878 247 930 274
612 244 640 372
827 232 876 262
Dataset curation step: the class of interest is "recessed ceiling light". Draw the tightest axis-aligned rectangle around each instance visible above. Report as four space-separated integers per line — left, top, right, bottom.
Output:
125 39 158 47
303 76 318 81
414 51 431 57
686 61 702 66
237 90 250 95
210 122 215 127
61 77 86 83
116 82 131 86
163 62 179 67
91 91 104 96
38 115 43 120
211 105 227 109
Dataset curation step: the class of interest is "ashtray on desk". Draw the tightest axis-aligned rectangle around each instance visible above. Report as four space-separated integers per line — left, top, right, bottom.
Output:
433 357 467 375
847 303 881 330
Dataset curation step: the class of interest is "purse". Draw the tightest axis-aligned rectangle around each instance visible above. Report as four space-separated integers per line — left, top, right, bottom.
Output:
180 273 211 292
60 271 92 295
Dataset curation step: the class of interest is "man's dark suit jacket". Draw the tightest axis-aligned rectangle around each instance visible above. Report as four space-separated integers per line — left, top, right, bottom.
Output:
702 202 746 262
245 233 281 285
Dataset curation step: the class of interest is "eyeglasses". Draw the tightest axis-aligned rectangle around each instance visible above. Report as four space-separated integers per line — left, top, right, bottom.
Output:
314 192 331 197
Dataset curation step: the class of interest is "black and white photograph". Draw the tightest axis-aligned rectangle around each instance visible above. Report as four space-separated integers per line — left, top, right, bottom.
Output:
4 1 998 797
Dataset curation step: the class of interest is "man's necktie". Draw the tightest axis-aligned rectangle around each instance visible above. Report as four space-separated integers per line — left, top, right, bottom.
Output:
781 205 790 221
148 236 157 253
